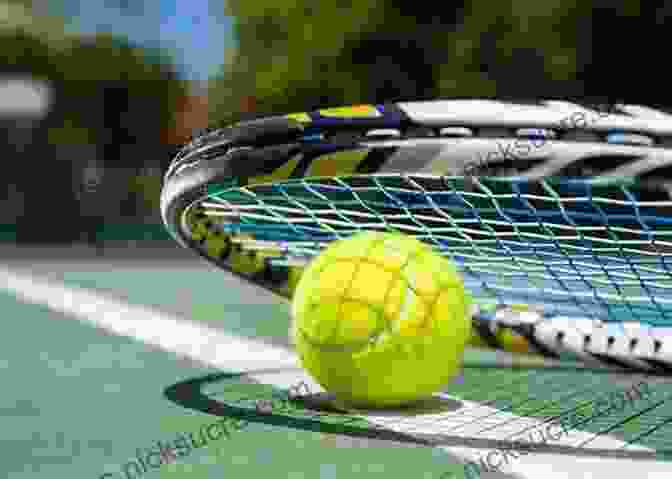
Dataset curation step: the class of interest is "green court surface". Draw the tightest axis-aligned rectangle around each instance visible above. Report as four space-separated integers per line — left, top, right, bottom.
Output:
0 258 465 479
3 253 672 478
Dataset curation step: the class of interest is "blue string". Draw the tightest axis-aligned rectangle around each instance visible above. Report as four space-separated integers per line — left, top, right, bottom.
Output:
210 176 672 326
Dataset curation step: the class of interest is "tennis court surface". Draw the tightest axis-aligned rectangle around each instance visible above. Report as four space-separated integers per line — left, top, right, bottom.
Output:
3 245 672 478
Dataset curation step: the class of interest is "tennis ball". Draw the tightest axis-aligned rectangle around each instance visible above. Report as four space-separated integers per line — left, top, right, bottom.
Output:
290 231 472 408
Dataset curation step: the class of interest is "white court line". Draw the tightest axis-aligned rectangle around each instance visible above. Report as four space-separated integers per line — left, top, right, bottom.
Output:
0 266 298 372
0 266 670 479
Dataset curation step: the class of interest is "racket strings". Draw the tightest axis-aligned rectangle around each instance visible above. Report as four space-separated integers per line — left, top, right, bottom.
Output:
202 176 672 327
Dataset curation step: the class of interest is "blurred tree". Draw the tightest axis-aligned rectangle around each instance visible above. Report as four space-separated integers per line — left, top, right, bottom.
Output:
63 33 187 167
580 1 669 107
435 0 592 100
0 2 188 242
210 0 448 124
212 0 588 124
210 0 672 125
0 2 78 243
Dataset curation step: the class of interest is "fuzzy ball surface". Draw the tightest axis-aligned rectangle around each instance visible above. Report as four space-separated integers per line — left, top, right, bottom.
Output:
291 231 472 408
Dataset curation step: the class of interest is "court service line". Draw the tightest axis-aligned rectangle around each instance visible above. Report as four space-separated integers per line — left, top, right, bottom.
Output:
0 266 298 372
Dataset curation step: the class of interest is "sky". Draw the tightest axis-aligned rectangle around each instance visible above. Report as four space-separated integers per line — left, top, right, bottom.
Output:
42 0 234 82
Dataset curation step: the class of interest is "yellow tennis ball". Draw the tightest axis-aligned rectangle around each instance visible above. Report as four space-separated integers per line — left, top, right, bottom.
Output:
290 231 472 408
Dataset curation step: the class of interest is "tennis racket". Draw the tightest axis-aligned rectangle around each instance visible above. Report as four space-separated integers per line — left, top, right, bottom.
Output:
161 99 672 374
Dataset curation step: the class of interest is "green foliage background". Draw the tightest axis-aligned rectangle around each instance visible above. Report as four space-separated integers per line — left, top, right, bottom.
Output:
3 0 668 242
1 2 186 137
0 2 187 242
209 0 661 126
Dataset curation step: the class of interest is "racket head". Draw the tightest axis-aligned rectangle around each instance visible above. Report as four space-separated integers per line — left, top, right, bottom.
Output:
160 100 672 371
